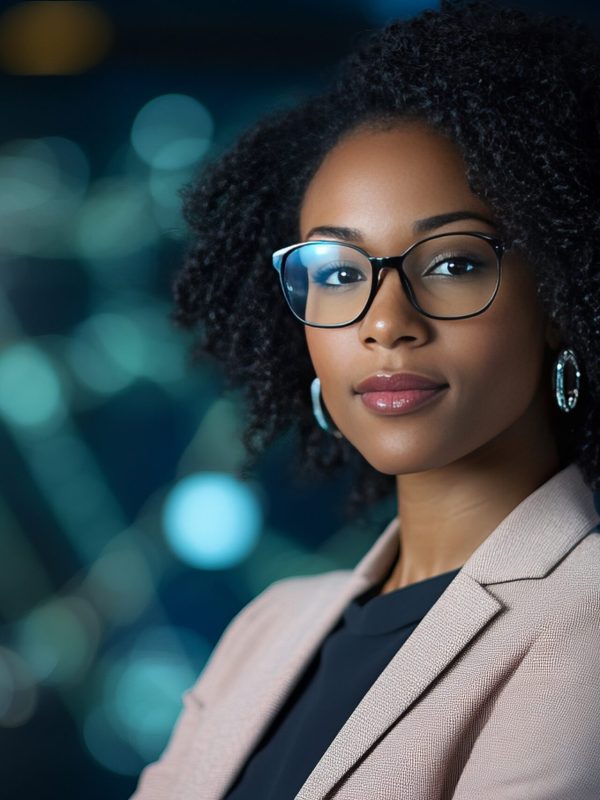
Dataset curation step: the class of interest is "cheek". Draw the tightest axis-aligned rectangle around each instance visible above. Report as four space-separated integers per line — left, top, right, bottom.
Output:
304 328 319 378
304 327 350 379
447 294 548 429
304 327 359 418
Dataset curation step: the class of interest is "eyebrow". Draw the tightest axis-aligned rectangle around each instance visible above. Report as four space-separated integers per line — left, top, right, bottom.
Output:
305 210 498 242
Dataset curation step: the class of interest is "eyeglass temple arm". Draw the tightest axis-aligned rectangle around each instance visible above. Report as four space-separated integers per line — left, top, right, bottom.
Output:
272 243 300 273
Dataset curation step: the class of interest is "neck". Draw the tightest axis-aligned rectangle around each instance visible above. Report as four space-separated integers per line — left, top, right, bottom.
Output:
385 388 561 592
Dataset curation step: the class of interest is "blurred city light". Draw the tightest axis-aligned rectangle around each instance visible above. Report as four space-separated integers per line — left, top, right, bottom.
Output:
16 595 101 686
0 137 89 258
110 659 195 758
23 429 129 563
76 177 159 261
67 312 145 395
84 532 155 626
0 2 113 75
84 625 211 773
130 94 214 170
177 397 246 474
0 342 67 430
67 305 187 396
162 472 263 568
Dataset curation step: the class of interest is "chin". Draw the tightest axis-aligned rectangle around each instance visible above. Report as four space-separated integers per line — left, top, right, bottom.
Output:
355 446 430 477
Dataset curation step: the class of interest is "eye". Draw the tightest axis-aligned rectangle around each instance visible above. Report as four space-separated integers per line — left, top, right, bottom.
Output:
423 254 485 277
312 262 368 286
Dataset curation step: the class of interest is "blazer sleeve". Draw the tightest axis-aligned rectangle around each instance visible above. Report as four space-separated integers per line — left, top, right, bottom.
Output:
129 580 281 799
451 591 600 800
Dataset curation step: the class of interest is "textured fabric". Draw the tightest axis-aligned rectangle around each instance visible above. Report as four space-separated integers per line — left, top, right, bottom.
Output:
223 560 461 799
131 461 600 800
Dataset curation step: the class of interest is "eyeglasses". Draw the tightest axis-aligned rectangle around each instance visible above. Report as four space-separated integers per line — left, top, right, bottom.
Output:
272 231 508 327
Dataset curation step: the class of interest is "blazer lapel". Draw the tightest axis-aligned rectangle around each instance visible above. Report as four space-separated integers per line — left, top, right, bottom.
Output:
294 569 501 800
296 461 600 800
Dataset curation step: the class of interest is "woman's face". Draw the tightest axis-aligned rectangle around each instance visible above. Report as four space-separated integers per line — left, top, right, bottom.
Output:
299 120 560 475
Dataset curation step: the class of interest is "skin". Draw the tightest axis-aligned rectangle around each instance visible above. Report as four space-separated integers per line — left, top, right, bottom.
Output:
299 119 565 593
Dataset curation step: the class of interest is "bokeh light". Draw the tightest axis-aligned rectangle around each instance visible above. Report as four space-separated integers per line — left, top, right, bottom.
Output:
67 312 145 395
131 93 214 170
0 137 90 258
66 304 187 396
109 658 195 760
178 397 246 474
0 342 67 430
84 532 155 626
0 2 113 75
16 595 101 686
76 177 159 261
22 428 126 564
84 625 212 773
162 472 263 568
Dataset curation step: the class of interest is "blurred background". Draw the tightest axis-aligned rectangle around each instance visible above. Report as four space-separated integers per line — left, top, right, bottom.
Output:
0 1 598 798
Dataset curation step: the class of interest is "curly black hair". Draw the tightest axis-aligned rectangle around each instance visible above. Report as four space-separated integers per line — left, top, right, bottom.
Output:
173 0 600 521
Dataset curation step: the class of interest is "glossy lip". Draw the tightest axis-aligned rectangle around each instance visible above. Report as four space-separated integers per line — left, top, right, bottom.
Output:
359 386 448 416
354 371 448 393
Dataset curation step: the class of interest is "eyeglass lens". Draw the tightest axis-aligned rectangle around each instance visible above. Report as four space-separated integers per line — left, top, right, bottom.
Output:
281 235 499 325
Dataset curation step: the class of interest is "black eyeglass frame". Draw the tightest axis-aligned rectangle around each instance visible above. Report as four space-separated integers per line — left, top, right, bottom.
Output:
271 230 509 328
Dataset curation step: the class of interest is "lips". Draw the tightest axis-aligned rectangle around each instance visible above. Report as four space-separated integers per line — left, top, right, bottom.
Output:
354 372 448 393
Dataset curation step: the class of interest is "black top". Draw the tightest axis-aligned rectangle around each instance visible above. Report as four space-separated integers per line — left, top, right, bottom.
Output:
223 560 462 800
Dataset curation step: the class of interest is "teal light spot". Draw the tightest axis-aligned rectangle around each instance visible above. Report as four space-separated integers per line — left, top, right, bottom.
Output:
88 626 212 767
17 596 99 685
162 472 263 568
130 94 213 170
0 343 65 428
0 137 89 258
76 177 157 259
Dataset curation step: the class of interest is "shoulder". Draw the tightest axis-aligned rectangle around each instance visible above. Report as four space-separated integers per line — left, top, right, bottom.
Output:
552 526 600 616
515 528 600 674
189 569 350 697
452 533 600 797
544 526 600 612
488 526 600 648
565 524 600 572
240 568 351 620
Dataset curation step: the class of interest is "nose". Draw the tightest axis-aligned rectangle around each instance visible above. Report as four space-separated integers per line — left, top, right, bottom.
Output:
357 267 430 348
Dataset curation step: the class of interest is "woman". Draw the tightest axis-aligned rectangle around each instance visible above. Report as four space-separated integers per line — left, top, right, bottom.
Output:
131 2 600 798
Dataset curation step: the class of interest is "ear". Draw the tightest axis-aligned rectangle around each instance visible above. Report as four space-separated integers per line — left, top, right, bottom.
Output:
544 316 563 351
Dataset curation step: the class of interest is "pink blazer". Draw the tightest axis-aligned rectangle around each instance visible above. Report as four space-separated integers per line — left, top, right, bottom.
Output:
131 461 600 799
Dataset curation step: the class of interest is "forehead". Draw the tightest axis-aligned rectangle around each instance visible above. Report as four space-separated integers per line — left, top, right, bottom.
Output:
299 121 493 243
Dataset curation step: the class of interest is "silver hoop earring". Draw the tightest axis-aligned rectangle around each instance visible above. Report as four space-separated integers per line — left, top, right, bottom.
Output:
552 347 581 413
310 377 343 438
